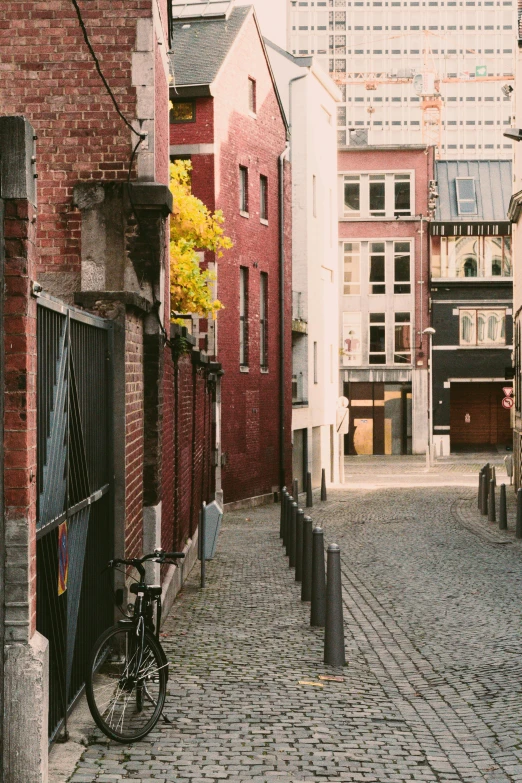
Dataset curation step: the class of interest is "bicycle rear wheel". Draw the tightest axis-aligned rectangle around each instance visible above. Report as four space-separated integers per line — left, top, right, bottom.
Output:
86 624 168 742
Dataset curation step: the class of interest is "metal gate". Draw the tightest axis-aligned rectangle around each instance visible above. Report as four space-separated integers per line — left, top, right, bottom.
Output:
36 294 114 742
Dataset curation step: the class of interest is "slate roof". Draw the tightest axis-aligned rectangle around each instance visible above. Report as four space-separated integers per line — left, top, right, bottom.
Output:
435 159 512 222
170 5 251 87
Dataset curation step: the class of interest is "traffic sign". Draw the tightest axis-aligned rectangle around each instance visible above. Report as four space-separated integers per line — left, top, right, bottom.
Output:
503 387 513 397
502 397 514 410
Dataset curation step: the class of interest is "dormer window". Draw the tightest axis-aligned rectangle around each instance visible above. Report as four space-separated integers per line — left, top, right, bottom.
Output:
456 178 477 215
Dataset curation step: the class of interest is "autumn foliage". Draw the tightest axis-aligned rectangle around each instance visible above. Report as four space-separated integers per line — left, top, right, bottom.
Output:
169 160 232 321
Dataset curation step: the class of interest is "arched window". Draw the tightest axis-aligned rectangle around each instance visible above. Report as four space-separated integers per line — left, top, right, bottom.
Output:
463 257 477 277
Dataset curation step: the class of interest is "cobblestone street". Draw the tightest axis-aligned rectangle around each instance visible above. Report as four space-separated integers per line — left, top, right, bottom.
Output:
65 457 522 783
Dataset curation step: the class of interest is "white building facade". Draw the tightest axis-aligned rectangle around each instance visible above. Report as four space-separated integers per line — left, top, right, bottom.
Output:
267 41 343 487
287 0 515 158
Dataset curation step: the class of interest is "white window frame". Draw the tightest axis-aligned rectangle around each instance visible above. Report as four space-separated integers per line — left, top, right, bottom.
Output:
369 312 386 364
343 241 361 295
459 308 506 346
340 170 415 219
455 177 478 215
393 312 412 364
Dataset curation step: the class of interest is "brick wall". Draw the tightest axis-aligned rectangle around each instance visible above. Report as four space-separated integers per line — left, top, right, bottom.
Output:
0 0 158 293
170 97 214 146
124 311 144 559
2 197 38 640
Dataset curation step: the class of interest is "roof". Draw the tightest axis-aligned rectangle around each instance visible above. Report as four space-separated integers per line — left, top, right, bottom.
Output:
170 5 250 87
171 0 235 20
435 160 513 222
264 38 313 68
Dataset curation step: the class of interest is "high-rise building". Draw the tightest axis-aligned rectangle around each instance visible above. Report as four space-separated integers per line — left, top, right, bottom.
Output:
287 0 515 158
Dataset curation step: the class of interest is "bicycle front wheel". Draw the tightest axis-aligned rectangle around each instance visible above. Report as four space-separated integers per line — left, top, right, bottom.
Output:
86 624 168 743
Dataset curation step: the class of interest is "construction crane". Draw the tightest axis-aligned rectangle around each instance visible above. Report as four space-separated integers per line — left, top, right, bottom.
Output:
330 31 514 153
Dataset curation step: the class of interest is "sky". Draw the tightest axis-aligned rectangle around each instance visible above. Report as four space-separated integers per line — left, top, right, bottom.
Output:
236 0 287 48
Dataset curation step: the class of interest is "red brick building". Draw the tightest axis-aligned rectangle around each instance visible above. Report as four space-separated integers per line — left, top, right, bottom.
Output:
170 4 292 506
338 145 435 455
0 1 213 777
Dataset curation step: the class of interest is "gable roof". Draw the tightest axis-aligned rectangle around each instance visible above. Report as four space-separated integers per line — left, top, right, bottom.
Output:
435 159 512 222
169 5 250 88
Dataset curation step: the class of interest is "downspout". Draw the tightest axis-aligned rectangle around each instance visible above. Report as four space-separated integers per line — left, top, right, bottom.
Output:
279 141 290 490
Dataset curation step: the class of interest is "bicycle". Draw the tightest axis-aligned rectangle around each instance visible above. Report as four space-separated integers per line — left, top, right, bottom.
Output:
85 549 185 743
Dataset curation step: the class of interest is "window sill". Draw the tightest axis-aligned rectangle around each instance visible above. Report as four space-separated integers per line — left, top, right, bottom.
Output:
240 210 250 219
340 215 415 222
431 276 513 282
261 367 269 373
260 218 269 226
240 365 250 373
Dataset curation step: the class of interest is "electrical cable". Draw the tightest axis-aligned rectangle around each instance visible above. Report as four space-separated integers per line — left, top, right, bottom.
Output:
70 0 146 140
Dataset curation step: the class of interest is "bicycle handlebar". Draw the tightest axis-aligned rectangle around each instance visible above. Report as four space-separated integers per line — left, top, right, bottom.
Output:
108 549 186 579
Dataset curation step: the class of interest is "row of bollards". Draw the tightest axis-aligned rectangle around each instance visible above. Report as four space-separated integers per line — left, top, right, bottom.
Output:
290 468 328 510
477 463 522 537
279 485 345 667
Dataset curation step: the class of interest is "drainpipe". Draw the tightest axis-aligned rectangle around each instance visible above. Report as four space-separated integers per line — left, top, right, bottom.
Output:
279 142 290 491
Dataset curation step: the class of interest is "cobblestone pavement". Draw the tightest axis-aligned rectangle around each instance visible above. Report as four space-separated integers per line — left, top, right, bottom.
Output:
67 462 522 783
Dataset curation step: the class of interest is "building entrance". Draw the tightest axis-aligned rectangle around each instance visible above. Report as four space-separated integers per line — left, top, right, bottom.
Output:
450 382 512 450
343 382 412 455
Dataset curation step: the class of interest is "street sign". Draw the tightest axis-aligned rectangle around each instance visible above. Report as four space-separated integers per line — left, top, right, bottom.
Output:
503 387 513 397
502 397 514 410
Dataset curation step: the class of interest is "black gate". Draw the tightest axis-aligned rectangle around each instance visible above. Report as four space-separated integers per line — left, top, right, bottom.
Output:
36 294 114 742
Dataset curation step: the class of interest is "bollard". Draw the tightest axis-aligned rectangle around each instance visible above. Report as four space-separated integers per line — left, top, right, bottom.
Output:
293 478 299 502
480 471 488 516
301 515 313 602
282 490 289 549
311 526 326 627
284 493 291 556
295 509 304 582
324 544 346 667
517 488 522 539
491 465 496 488
321 468 327 501
279 486 286 539
306 471 313 508
488 479 496 523
478 470 483 510
289 501 297 568
499 483 507 531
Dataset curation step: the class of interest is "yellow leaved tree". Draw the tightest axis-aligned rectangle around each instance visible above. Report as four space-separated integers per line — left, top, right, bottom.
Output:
169 159 232 322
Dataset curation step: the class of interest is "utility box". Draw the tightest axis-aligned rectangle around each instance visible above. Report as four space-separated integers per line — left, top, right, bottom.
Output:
200 500 223 560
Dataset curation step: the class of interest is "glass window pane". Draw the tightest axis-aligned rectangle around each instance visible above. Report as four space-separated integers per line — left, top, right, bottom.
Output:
504 237 512 276
369 256 385 282
455 237 479 277
370 325 386 352
171 101 195 122
457 178 475 199
344 177 360 214
343 242 360 294
460 310 476 345
394 176 411 214
369 181 385 214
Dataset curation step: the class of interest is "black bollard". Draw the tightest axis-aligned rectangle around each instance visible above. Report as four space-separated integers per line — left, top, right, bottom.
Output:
306 471 313 508
321 468 327 501
279 486 286 539
478 470 483 509
284 493 291 556
488 479 496 523
301 515 313 601
295 509 304 582
517 488 522 540
491 465 496 488
289 501 297 568
480 471 488 516
499 483 507 531
311 526 326 627
293 478 299 502
282 491 289 549
324 544 346 667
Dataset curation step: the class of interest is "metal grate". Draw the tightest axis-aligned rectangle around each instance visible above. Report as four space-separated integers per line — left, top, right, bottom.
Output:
36 295 114 743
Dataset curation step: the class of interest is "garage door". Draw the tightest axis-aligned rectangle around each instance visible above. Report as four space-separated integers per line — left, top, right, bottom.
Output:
450 382 512 447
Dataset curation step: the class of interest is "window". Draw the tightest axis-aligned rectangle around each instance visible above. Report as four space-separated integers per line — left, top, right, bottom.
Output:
343 242 360 295
260 273 268 368
170 100 195 123
456 178 477 215
369 313 386 364
342 172 413 218
369 175 386 216
369 242 385 294
459 309 506 346
394 312 412 363
394 241 411 293
248 77 257 114
431 236 512 278
260 175 268 222
239 166 249 214
344 175 360 216
240 268 249 366
394 175 411 216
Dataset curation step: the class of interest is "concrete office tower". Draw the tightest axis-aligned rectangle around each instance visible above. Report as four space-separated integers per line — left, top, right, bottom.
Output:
267 42 343 487
287 0 515 158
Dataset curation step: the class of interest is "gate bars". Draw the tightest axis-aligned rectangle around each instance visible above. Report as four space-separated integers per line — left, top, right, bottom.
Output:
36 294 114 743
